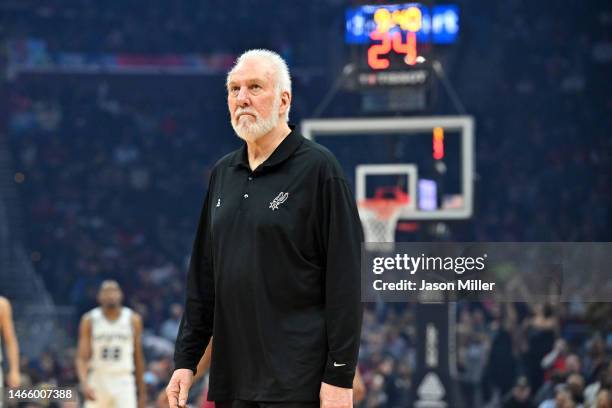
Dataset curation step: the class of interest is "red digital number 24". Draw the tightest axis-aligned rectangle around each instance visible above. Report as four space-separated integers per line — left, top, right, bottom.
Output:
368 31 417 70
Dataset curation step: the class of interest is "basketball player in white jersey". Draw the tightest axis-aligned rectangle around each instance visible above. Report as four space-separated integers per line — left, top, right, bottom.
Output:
0 296 21 408
76 281 146 408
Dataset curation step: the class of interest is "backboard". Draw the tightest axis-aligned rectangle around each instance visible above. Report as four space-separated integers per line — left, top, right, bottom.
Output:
301 116 475 223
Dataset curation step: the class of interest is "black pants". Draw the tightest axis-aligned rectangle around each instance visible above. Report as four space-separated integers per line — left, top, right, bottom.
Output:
216 401 319 408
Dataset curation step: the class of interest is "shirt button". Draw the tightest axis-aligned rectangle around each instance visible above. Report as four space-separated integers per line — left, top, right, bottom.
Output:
248 176 253 181
244 194 249 198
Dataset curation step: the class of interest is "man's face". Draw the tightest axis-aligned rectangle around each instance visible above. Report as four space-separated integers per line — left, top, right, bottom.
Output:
227 58 285 141
98 284 122 308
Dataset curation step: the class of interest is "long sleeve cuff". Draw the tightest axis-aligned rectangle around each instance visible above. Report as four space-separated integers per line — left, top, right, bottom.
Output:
173 354 198 375
322 355 356 389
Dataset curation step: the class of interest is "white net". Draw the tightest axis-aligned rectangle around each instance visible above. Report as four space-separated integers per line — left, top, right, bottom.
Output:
358 201 404 249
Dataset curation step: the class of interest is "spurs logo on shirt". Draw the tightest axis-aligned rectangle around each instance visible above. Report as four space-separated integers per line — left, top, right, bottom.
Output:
269 192 289 211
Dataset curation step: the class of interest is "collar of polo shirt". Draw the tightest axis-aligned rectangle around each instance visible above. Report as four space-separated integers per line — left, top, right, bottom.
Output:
229 124 304 173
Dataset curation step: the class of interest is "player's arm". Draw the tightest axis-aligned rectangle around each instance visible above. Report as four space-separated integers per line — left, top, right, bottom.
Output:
194 337 213 381
0 297 20 388
132 313 147 408
353 367 366 404
75 315 95 400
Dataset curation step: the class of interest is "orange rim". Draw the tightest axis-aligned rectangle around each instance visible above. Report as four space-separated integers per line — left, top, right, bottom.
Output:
358 199 406 221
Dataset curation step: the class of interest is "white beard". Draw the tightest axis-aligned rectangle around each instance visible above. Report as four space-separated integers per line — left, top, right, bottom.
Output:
231 93 281 141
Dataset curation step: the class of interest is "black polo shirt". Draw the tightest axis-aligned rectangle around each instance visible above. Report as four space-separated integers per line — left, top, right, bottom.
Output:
174 127 363 402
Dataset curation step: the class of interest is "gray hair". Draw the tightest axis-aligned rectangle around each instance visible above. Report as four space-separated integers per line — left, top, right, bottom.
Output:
227 49 292 122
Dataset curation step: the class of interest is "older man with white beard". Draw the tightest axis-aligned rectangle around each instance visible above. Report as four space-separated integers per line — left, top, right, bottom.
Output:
167 49 363 408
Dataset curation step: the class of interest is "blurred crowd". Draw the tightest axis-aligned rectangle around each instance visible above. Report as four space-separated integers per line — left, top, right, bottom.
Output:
2 0 611 407
1 0 344 65
358 301 612 408
451 1 611 243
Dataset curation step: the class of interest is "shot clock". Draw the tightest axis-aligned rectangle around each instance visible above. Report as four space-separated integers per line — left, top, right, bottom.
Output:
346 3 459 69
344 3 459 111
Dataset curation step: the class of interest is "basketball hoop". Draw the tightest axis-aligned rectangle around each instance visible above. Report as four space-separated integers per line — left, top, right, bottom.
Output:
358 196 408 246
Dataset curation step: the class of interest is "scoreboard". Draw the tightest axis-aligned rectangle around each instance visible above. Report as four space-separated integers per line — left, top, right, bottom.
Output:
345 4 460 46
344 3 460 111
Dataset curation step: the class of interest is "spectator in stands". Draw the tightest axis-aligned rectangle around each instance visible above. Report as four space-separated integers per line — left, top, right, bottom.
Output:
523 303 559 392
502 376 536 408
160 304 183 343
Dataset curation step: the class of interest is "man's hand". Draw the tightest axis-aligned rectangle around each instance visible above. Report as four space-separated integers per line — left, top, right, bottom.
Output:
81 383 96 401
166 368 194 408
320 382 353 408
7 369 20 388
